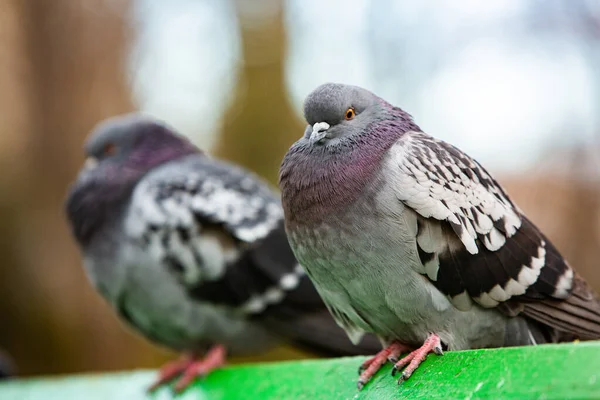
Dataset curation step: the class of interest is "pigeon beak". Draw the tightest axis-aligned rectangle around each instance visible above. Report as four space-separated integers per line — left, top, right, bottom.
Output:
310 122 330 144
84 157 98 170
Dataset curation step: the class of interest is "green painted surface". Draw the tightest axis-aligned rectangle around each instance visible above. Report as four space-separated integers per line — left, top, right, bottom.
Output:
1 341 599 399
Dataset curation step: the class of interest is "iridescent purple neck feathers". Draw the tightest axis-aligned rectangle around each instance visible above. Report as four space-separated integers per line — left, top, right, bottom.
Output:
66 116 200 248
280 106 420 227
125 130 199 174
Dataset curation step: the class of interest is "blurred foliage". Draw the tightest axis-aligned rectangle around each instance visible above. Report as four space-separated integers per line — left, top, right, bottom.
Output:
216 0 304 184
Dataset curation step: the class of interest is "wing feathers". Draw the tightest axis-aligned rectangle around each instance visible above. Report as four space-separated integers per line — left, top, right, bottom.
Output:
391 133 521 256
126 156 320 317
391 132 600 340
522 275 600 339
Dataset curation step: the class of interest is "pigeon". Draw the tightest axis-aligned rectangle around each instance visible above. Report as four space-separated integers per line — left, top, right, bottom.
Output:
64 113 381 392
279 83 600 389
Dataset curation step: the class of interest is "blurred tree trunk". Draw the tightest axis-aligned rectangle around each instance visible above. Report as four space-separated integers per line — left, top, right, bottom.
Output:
0 0 171 376
215 0 304 185
0 0 37 377
215 0 311 362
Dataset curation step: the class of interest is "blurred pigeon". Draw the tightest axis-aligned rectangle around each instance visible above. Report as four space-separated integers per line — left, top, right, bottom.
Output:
279 83 600 389
65 113 381 392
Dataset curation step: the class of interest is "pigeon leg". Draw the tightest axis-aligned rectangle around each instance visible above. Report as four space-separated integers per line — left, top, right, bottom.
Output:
357 342 410 390
147 345 226 393
148 354 194 392
391 333 443 383
173 345 226 393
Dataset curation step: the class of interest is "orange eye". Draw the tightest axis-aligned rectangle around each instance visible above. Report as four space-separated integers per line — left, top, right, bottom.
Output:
103 143 117 156
345 107 355 120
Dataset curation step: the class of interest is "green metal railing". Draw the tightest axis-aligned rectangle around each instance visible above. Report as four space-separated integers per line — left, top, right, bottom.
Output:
1 341 599 399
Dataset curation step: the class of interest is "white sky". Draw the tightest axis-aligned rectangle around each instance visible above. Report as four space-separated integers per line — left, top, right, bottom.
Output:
130 0 240 150
419 38 595 171
130 0 598 173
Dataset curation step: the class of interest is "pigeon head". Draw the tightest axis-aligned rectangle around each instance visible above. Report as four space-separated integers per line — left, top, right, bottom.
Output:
83 113 199 175
303 83 379 145
280 83 420 225
66 113 199 247
301 83 418 148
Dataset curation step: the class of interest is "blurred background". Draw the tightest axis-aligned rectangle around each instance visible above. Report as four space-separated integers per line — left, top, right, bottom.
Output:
0 0 598 377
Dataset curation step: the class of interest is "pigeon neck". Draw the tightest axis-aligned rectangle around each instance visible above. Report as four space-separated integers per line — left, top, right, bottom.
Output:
127 135 199 172
65 173 135 248
281 129 398 227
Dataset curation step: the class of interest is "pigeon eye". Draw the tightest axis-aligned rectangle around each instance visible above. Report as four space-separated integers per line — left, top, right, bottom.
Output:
345 108 355 120
103 143 117 156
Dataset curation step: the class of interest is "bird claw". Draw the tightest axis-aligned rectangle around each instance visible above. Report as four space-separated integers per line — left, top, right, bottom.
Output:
362 335 443 389
357 379 366 390
356 342 406 390
401 370 411 381
356 342 408 390
147 356 194 392
147 345 226 393
396 371 411 385
357 355 376 375
390 333 442 384
391 366 413 380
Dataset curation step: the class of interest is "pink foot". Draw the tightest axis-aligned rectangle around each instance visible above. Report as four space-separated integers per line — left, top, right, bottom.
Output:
147 345 226 393
357 342 410 390
391 333 443 383
147 354 194 392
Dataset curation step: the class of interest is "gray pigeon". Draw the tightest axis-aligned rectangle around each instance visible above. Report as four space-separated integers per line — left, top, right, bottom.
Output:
279 83 600 389
65 113 381 392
